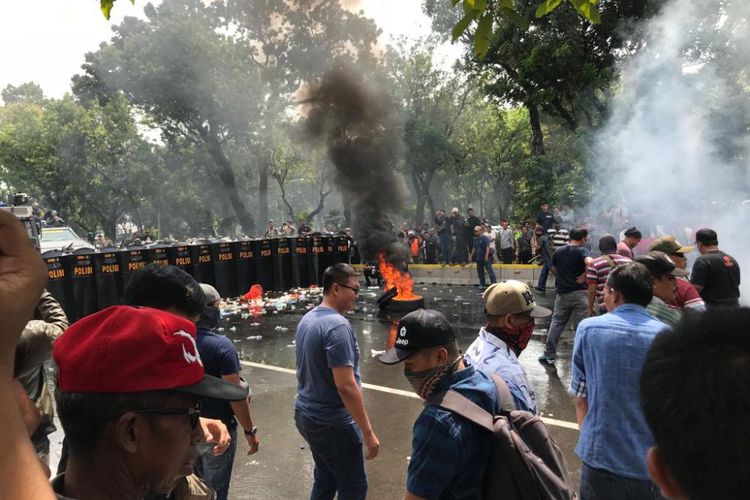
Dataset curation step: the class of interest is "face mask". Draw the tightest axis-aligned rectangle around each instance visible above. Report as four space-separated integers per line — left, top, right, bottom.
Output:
198 305 221 329
486 319 535 356
404 365 444 398
404 355 462 400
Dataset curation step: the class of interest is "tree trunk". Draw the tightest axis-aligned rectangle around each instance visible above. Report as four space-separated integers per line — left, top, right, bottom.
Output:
200 127 255 234
526 102 546 156
258 161 268 234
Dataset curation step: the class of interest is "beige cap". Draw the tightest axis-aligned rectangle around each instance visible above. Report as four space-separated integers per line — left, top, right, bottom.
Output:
474 225 483 232
483 280 552 318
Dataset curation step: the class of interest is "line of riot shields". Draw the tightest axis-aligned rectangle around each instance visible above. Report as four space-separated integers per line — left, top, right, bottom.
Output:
42 235 351 322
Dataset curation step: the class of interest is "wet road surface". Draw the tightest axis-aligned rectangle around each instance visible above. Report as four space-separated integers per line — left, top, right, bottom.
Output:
49 283 582 499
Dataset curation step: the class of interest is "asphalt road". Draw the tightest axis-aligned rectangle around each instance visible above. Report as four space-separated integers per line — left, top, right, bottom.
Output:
48 283 582 499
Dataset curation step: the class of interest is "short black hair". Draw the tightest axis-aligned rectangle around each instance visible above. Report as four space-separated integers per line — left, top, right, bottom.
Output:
695 228 718 246
322 263 359 294
641 308 750 500
598 235 617 253
605 262 652 307
124 263 205 317
55 390 176 455
624 227 642 239
569 227 588 241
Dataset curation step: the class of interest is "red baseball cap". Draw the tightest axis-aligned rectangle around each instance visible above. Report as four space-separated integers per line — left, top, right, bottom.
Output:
53 305 247 400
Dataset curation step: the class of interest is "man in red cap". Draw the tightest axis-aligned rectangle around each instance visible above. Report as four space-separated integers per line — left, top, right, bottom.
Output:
50 305 248 500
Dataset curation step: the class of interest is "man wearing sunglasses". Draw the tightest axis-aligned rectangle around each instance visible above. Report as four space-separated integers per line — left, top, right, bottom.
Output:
50 305 248 500
294 263 380 500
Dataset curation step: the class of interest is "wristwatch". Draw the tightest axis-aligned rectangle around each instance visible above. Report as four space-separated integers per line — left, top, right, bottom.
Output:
244 426 258 437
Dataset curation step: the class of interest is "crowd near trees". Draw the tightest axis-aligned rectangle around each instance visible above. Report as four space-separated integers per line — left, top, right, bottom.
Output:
0 0 742 241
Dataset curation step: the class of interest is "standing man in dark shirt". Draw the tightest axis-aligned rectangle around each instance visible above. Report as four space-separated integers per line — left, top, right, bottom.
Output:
691 228 741 309
434 210 451 264
195 284 259 500
539 227 593 364
536 202 555 232
449 208 467 264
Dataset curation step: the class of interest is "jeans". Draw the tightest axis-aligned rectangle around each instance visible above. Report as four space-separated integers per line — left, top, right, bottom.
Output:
580 463 665 500
294 412 367 500
195 427 237 500
536 260 552 290
475 260 497 286
544 290 588 356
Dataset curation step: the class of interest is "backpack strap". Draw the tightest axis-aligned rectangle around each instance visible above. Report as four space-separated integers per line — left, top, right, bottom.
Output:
437 390 495 432
434 374 515 431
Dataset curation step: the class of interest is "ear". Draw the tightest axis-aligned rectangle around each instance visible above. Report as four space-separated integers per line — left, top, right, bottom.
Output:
647 447 688 500
114 412 141 454
502 314 514 329
434 347 449 365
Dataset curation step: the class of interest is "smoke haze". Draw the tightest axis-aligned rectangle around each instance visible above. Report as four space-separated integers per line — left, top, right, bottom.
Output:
301 67 408 265
590 0 750 301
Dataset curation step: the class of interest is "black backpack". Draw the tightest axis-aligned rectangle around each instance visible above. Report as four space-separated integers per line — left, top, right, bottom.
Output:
435 374 575 500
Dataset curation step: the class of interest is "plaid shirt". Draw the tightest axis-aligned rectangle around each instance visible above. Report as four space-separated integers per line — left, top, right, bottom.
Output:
407 366 498 500
569 304 669 480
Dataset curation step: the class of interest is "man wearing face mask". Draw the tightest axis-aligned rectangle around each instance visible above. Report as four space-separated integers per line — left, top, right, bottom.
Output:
464 281 551 414
379 309 499 500
194 284 259 500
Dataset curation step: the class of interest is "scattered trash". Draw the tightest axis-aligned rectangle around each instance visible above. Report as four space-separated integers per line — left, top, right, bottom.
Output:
246 335 263 341
370 349 385 357
362 329 371 335
229 326 237 332
274 326 289 332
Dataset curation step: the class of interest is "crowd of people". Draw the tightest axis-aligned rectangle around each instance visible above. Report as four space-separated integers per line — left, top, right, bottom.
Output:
1 203 748 500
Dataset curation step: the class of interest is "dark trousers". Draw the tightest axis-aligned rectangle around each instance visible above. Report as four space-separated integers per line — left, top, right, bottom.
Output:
500 247 514 264
580 463 665 500
295 412 367 500
453 237 468 263
439 232 451 263
519 249 532 264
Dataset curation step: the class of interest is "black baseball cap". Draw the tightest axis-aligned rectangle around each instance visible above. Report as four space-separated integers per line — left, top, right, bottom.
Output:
378 309 455 365
635 251 688 277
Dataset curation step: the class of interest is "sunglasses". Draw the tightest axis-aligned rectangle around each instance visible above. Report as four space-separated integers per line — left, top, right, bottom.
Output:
134 403 202 429
336 283 360 295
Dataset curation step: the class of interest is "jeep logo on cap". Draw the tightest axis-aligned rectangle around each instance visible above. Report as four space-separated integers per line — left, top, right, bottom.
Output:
396 326 409 346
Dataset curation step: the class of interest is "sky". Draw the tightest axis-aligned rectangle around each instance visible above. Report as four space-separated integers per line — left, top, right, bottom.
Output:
0 0 459 99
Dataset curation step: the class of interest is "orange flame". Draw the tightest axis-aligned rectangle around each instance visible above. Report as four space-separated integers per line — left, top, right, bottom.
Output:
378 254 420 301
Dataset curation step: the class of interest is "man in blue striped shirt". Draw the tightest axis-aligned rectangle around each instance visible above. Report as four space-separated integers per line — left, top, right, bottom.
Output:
379 309 498 500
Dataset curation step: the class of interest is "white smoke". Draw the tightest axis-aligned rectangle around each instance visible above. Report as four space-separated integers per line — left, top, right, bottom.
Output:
590 0 750 302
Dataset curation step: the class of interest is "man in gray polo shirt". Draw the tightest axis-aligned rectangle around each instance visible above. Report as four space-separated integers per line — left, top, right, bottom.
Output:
294 263 380 500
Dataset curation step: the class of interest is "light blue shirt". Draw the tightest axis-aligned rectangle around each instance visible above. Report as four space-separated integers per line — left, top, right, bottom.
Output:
569 303 670 480
464 328 537 414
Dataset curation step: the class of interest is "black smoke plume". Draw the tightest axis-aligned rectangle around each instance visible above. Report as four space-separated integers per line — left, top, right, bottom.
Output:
301 67 408 266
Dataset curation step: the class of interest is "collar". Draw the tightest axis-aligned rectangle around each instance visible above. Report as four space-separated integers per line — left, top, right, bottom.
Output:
479 327 511 353
612 303 650 315
650 296 667 306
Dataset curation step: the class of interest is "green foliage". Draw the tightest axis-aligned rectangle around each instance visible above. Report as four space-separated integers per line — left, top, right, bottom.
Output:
446 0 601 59
0 95 159 236
1 82 45 105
